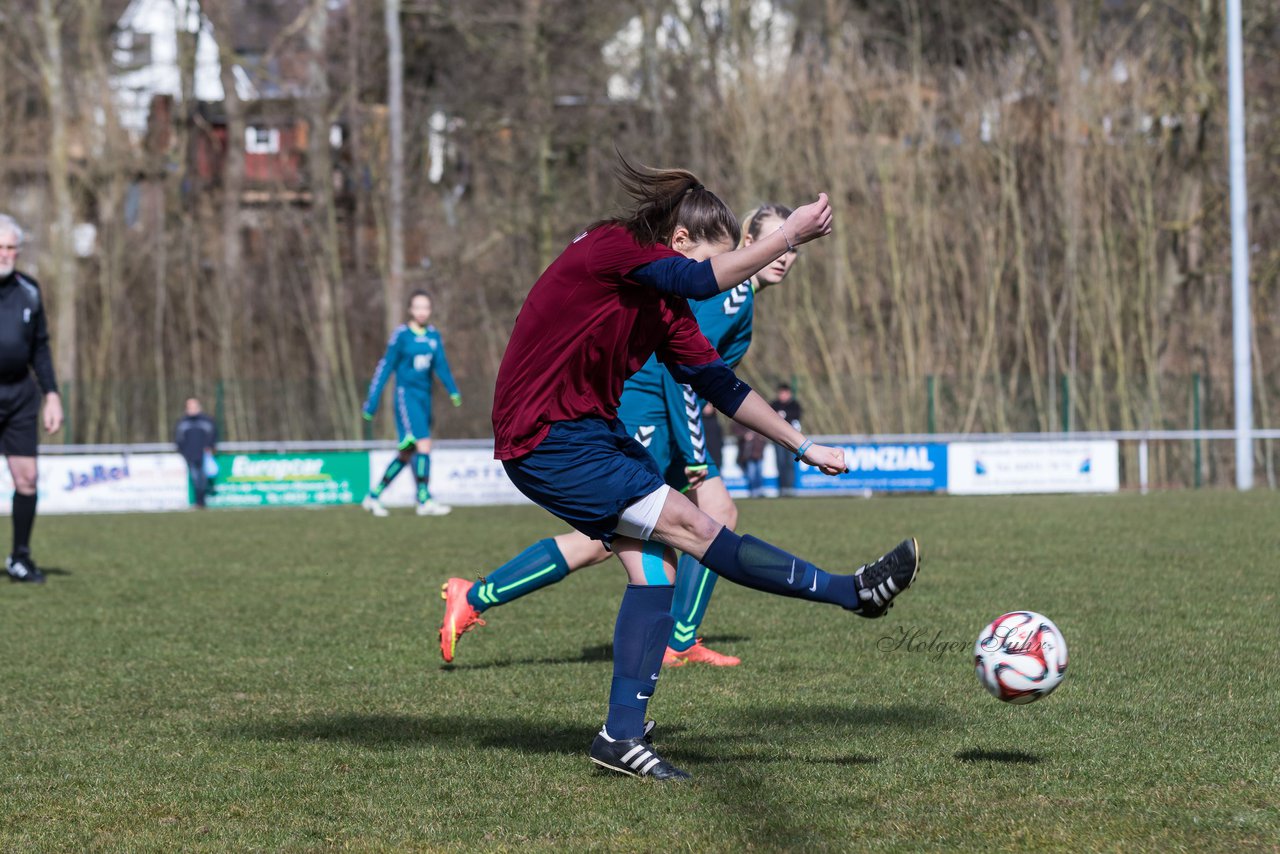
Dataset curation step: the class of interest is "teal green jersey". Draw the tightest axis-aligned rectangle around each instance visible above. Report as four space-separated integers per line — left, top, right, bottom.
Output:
622 282 755 397
363 323 459 417
618 282 755 474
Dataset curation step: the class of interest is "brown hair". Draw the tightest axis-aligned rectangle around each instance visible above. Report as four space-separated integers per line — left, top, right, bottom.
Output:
407 289 433 307
603 155 741 248
740 203 794 247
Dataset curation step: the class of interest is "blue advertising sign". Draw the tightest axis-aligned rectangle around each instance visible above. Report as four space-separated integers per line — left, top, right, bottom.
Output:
795 443 948 493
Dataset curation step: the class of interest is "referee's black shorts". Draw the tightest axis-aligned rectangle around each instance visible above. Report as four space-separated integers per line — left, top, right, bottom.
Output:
0 379 40 457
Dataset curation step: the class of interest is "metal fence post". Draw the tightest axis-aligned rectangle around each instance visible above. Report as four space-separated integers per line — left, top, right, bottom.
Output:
927 375 936 434
1139 439 1149 495
1061 374 1071 433
1193 373 1203 489
215 381 226 440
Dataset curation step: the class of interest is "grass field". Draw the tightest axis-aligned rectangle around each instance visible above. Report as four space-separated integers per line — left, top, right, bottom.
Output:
2 492 1278 851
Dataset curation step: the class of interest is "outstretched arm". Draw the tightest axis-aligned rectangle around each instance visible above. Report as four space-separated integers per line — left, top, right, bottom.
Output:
728 392 846 476
629 194 834 299
708 194 831 289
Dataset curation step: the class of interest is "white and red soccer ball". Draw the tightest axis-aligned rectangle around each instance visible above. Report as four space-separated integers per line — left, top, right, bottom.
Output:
974 611 1068 704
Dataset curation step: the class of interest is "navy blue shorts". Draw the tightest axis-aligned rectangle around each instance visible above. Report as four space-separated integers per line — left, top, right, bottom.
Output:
502 418 666 542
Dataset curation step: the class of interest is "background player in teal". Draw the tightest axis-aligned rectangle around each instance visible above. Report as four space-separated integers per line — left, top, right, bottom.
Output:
439 204 799 664
646 203 797 665
362 290 461 517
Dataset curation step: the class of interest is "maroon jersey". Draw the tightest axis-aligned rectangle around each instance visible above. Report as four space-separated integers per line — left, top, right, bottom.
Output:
492 225 721 460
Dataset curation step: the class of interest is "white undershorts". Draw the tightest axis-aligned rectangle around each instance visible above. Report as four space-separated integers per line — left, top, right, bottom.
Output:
613 484 672 541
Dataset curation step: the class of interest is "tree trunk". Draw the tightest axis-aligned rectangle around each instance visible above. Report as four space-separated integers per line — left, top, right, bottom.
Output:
384 0 406 336
37 0 78 426
305 0 360 436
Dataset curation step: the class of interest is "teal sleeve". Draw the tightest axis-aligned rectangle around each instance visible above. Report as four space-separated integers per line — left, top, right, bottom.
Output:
363 330 400 416
433 335 460 397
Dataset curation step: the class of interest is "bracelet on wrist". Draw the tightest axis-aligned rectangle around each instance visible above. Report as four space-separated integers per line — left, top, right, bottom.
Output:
777 225 796 253
794 438 813 462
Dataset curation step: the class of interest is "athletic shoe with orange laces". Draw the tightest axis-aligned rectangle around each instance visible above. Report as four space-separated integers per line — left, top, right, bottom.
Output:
663 639 741 667
439 577 485 663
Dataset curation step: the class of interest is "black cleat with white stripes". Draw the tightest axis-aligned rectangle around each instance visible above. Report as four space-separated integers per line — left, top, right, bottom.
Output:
850 537 920 618
590 729 691 781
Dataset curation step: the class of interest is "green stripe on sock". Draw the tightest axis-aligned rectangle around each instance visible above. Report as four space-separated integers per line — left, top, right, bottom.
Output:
495 563 559 594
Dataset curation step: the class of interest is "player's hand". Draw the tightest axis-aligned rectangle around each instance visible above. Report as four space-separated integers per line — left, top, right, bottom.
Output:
684 465 709 489
42 392 63 435
783 193 833 246
801 443 846 476
450 393 462 408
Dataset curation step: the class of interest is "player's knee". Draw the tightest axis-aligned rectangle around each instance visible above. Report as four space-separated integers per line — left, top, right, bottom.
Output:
12 473 36 494
672 506 721 546
557 533 609 569
719 500 739 531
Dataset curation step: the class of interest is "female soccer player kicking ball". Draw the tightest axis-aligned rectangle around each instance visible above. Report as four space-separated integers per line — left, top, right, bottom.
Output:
362 290 461 517
439 204 802 668
489 160 920 781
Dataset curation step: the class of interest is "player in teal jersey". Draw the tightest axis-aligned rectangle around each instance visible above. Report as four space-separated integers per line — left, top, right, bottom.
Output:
362 290 461 517
440 205 798 664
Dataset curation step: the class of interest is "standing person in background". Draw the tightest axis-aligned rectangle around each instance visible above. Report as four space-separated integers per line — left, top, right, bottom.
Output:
770 383 803 495
362 290 461 517
732 421 766 497
175 398 218 508
0 213 63 584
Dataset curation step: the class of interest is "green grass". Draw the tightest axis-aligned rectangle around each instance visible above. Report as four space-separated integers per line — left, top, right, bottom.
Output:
2 493 1278 851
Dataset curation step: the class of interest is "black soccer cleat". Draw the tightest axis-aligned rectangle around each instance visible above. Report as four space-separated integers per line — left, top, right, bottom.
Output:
7 551 46 584
850 537 919 618
590 729 691 782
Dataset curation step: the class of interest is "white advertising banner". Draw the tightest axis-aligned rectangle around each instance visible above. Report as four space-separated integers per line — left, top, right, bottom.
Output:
369 448 532 508
947 441 1120 495
0 453 192 514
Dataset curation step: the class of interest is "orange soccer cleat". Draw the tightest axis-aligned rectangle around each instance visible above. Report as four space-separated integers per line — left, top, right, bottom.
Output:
439 577 486 663
663 639 741 667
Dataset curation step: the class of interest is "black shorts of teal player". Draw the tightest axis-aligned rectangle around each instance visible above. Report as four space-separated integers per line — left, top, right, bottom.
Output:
363 322 461 506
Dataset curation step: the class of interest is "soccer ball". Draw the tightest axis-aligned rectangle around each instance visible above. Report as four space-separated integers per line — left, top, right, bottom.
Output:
974 611 1068 704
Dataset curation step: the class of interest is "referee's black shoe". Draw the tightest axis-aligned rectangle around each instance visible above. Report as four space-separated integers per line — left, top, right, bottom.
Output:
7 549 46 584
590 729 691 781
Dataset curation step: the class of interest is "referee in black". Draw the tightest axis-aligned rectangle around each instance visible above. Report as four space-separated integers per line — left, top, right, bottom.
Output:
0 214 63 583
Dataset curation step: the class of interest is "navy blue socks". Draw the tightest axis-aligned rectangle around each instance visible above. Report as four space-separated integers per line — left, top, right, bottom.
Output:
699 528 859 609
605 584 675 740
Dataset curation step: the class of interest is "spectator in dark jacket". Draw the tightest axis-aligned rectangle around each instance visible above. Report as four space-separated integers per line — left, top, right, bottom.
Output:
175 398 218 507
732 421 767 497
770 383 803 495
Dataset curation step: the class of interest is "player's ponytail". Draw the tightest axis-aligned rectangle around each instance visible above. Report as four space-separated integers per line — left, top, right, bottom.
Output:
608 155 740 249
